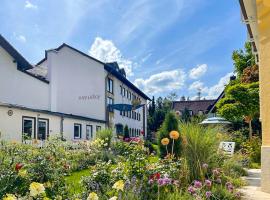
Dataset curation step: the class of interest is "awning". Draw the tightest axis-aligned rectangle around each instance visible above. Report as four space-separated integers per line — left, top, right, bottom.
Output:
199 117 231 125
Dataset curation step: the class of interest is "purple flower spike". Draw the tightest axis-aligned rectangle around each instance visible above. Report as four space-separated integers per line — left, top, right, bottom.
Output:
206 191 212 198
194 180 202 188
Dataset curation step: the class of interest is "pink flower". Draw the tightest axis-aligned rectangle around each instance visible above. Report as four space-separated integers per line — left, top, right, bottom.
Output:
212 168 220 176
188 186 196 194
205 180 212 187
205 191 212 198
194 180 202 188
226 182 234 192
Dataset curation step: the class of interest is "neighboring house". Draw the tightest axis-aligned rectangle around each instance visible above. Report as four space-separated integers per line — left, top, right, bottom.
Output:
0 34 150 142
172 99 216 116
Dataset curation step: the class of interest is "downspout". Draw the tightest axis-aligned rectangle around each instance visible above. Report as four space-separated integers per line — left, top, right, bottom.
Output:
60 115 64 140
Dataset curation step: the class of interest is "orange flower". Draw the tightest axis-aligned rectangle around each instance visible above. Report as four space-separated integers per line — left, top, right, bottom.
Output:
169 130 180 140
161 138 170 146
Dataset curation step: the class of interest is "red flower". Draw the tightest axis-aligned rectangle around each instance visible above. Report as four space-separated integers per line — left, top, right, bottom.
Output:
155 173 161 179
15 163 23 171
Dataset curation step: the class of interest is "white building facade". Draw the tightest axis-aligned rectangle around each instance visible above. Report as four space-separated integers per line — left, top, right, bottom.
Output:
0 35 150 142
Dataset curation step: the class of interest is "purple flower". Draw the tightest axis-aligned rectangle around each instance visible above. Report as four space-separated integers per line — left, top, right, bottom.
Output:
158 179 164 186
225 182 234 192
205 180 212 187
194 180 202 188
172 180 180 187
202 163 208 169
148 179 154 184
188 186 196 194
205 191 212 198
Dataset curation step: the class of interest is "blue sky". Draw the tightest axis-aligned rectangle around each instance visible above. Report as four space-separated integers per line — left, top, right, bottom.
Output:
0 0 247 99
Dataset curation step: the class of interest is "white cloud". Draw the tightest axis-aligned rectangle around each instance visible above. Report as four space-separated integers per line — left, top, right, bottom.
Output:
189 64 207 79
204 72 233 99
189 81 205 91
89 37 134 77
15 34 26 43
141 53 152 63
188 73 234 99
25 1 38 9
134 69 186 95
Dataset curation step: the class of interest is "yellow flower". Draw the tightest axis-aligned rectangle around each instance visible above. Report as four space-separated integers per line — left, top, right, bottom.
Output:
169 130 180 140
43 197 51 200
18 169 27 177
161 138 170 146
29 182 45 197
87 192 99 200
109 197 117 200
112 180 124 191
3 194 17 200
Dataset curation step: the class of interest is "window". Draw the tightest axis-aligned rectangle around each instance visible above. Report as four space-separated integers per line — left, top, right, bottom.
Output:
74 124 82 139
107 78 113 93
120 110 122 116
138 113 141 121
120 86 123 95
37 118 49 140
22 117 35 140
129 92 132 100
86 125 93 140
189 110 193 116
123 110 125 116
123 88 126 97
126 90 129 98
107 97 114 112
129 111 131 118
96 125 101 132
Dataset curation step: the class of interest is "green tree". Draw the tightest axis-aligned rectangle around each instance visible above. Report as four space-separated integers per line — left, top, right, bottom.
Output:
181 107 191 123
158 112 182 158
217 82 259 139
123 125 130 139
232 42 255 77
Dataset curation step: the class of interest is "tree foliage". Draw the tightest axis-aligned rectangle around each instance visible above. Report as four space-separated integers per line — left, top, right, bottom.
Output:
232 42 255 77
241 65 259 83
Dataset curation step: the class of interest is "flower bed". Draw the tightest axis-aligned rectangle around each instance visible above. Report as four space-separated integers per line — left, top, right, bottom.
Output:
0 124 247 199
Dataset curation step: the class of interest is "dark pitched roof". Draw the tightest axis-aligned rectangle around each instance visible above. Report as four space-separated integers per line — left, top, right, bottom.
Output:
37 43 151 101
0 102 106 124
172 99 216 115
207 91 225 113
0 34 33 70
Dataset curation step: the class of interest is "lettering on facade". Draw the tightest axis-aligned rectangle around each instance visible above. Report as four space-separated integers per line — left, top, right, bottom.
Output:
78 94 100 100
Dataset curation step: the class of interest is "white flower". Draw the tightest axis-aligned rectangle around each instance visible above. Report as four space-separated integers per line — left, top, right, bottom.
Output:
109 197 117 200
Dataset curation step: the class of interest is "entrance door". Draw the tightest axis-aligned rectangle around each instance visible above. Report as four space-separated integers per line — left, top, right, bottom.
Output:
37 119 49 140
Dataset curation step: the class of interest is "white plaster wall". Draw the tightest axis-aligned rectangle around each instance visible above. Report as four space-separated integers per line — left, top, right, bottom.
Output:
62 117 105 141
45 47 106 121
0 106 61 141
0 46 49 110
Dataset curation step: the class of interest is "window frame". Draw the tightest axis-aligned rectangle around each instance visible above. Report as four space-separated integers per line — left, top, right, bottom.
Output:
86 125 93 140
96 125 102 133
22 116 36 141
74 123 82 139
37 118 49 140
107 78 114 94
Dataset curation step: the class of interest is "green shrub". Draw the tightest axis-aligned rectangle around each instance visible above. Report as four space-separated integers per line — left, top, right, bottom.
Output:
158 112 182 158
96 128 113 148
124 125 130 139
180 123 222 181
241 136 261 163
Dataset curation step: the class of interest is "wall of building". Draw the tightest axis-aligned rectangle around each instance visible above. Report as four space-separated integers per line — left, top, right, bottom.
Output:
0 106 61 141
111 77 147 137
62 117 105 141
0 46 49 110
45 47 106 121
0 106 105 142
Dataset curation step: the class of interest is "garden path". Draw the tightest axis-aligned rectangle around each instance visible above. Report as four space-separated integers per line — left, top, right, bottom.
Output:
240 169 270 200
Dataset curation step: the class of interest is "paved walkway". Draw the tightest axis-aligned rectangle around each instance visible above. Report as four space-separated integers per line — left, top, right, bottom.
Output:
240 169 270 200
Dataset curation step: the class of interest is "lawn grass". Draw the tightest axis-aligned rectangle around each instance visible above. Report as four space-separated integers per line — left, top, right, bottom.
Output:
65 168 91 195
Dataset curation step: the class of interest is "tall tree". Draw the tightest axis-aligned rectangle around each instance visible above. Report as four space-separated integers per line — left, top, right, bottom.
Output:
217 82 259 139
